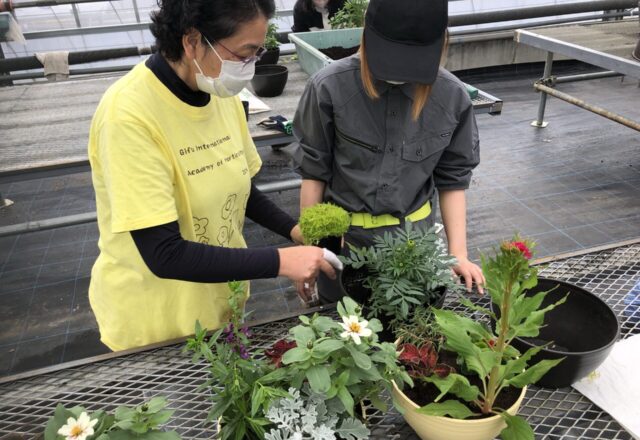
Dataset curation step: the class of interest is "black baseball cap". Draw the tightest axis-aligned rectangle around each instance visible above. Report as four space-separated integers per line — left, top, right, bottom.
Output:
363 0 448 84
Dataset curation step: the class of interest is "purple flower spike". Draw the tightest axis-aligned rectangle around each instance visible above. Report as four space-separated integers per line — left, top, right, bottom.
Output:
241 326 252 338
239 345 250 359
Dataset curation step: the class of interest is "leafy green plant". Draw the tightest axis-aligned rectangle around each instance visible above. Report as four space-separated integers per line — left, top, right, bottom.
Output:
264 385 368 440
416 237 567 440
264 22 279 51
395 307 445 349
184 281 290 440
329 0 368 29
342 222 460 329
44 397 180 440
275 297 412 418
299 203 350 246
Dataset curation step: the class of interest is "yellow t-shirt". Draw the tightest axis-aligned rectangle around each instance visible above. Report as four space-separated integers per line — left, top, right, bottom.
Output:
88 61 262 351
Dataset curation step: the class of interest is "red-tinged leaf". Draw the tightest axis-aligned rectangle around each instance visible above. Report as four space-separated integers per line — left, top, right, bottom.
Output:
423 345 438 369
398 344 421 364
434 364 454 378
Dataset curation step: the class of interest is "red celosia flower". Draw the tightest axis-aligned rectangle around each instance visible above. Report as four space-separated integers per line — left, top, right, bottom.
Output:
512 241 532 259
265 339 297 368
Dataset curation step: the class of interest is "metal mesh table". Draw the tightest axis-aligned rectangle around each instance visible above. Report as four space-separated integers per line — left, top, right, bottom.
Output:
1 244 638 439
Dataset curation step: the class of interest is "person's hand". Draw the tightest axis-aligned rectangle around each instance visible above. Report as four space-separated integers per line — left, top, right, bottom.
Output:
278 246 336 302
290 224 305 245
452 255 485 294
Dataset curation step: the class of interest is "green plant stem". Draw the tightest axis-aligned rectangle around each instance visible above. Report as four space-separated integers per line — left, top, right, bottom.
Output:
483 275 513 414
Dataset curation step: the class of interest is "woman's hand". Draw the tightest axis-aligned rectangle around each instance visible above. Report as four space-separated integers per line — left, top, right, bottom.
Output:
278 246 336 302
452 255 485 294
290 224 305 245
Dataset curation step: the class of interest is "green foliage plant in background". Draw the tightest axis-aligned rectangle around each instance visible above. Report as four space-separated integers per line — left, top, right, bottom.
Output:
329 0 368 29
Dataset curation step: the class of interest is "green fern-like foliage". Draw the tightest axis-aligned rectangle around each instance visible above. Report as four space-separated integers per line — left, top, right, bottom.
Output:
343 222 460 328
299 203 351 245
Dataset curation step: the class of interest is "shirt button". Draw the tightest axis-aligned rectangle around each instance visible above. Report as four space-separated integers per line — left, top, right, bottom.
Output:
388 145 394 152
416 150 422 157
381 184 389 190
390 111 397 116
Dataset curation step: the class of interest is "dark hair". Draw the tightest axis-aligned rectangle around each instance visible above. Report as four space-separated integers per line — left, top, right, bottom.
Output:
150 0 276 61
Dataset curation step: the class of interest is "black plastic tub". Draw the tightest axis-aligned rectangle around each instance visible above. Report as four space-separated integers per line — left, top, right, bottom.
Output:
256 47 280 66
493 277 620 388
250 64 288 97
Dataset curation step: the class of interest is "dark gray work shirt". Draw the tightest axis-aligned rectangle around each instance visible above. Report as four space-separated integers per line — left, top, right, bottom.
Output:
293 54 480 218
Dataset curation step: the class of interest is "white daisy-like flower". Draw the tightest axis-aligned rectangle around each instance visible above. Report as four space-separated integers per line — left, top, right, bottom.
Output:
57 412 98 440
339 315 372 345
292 432 303 440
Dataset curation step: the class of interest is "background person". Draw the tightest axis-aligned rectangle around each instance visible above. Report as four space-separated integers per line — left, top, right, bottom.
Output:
292 0 346 32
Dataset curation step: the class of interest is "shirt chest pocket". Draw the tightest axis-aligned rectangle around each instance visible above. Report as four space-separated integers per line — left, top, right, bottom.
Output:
401 128 454 163
335 127 381 153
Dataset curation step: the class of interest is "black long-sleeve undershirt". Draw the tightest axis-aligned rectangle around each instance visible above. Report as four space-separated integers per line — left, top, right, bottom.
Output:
133 53 298 282
130 183 297 282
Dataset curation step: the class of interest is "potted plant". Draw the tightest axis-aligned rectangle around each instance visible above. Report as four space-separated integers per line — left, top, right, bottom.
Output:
262 297 412 439
43 396 180 440
264 386 369 439
328 0 368 29
392 237 567 440
341 222 461 341
185 284 412 439
265 296 412 419
185 281 291 439
299 202 351 254
256 22 280 66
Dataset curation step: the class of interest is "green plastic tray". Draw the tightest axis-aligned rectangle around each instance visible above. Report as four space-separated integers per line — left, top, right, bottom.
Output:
288 28 363 76
289 27 480 100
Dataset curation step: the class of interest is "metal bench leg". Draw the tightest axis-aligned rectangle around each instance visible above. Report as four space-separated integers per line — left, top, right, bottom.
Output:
531 51 554 128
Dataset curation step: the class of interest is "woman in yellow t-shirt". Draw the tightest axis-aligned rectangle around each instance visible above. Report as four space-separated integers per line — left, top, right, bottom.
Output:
88 0 335 351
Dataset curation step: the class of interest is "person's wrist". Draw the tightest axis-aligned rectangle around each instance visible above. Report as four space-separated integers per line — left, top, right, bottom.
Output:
290 224 304 245
450 250 469 264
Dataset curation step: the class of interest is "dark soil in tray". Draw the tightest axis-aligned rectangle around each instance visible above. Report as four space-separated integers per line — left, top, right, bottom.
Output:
403 350 522 419
320 45 360 60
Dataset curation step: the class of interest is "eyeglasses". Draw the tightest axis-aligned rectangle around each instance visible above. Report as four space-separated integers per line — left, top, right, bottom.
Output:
203 34 266 65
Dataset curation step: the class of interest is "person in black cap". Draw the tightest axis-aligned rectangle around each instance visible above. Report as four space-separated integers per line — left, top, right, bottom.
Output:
293 0 485 303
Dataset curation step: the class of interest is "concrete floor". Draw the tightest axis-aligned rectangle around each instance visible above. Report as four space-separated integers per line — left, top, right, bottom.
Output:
1 62 639 378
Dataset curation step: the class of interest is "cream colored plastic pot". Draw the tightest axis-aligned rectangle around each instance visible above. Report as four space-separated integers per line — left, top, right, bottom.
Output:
391 381 527 440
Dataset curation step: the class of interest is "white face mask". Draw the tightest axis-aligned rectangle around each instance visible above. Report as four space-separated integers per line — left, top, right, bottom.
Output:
194 39 255 98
